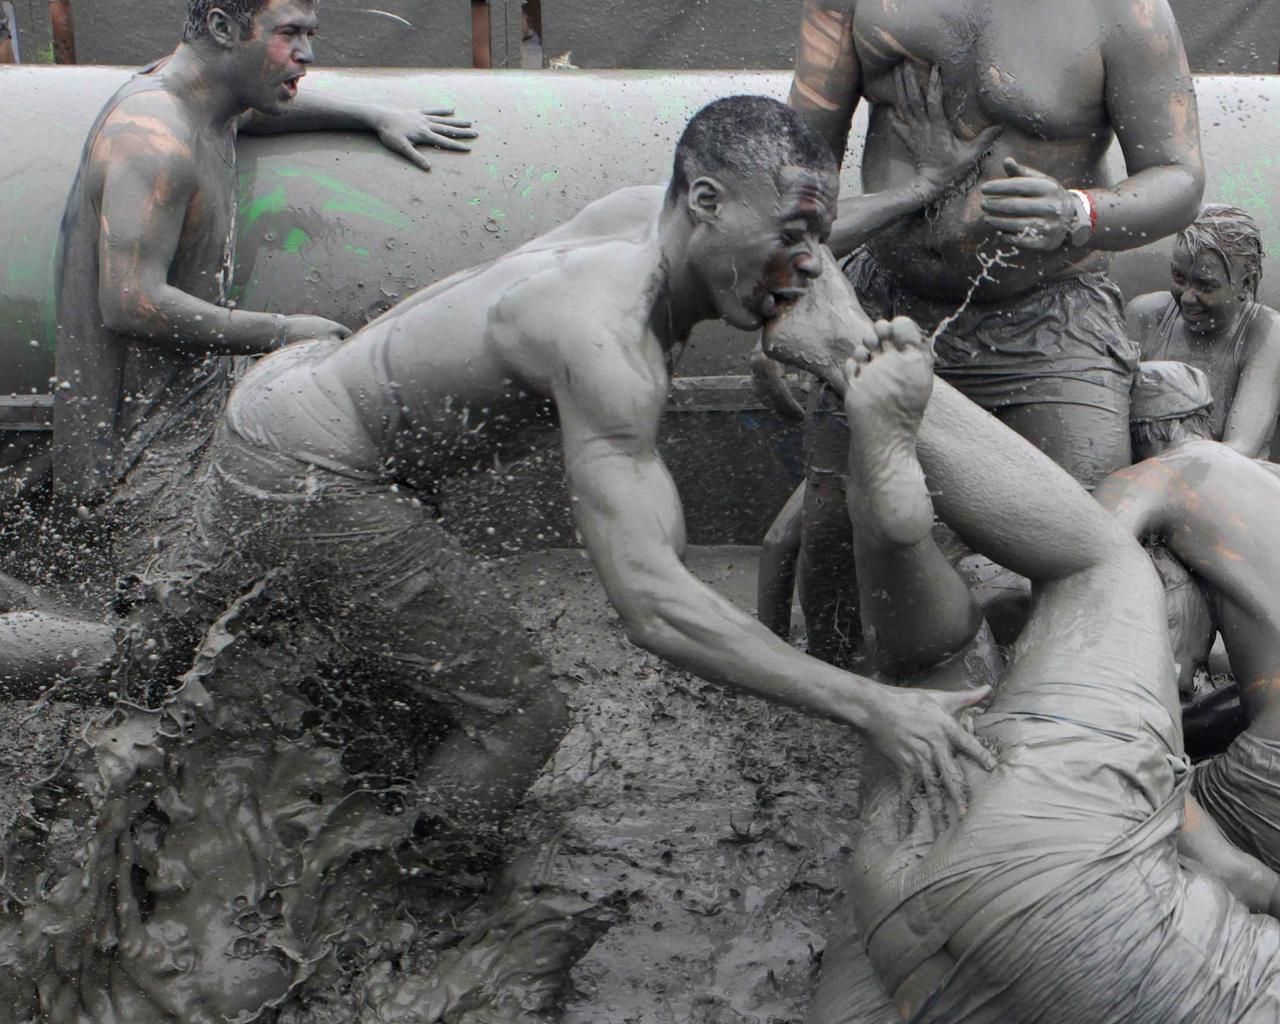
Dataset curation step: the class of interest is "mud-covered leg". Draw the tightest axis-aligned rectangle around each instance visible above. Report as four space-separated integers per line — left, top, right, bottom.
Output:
842 325 984 683
757 481 805 638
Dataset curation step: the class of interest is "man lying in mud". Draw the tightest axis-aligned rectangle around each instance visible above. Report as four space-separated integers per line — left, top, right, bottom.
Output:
1096 361 1280 876
758 264 1280 1024
0 96 995 1024
53 0 475 561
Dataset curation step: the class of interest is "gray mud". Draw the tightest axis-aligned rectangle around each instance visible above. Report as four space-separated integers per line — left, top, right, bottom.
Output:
0 546 866 1023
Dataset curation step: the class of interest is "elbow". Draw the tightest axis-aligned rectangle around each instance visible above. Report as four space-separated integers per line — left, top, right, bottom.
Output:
98 289 161 337
1170 163 1206 232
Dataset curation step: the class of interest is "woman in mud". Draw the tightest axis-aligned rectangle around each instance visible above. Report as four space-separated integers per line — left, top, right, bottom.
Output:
1126 204 1280 458
757 259 1280 1023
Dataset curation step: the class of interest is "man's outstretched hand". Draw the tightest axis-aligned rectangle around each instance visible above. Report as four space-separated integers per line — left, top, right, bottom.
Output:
865 684 995 835
374 107 479 172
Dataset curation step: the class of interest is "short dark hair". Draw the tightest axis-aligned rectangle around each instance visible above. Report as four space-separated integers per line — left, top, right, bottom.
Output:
1178 203 1265 300
1131 410 1214 450
667 95 837 203
184 0 272 42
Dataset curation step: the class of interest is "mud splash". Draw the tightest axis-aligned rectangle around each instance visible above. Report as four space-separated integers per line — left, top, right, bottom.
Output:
0 548 865 1023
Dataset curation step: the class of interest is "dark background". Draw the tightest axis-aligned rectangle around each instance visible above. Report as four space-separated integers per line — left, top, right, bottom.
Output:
4 0 1278 73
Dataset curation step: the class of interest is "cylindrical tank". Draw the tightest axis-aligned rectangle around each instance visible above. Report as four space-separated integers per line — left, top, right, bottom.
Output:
2 67 1280 398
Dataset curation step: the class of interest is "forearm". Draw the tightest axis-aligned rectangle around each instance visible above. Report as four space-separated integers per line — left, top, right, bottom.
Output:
1083 164 1204 252
104 285 286 355
627 574 886 729
829 180 938 259
243 92 382 135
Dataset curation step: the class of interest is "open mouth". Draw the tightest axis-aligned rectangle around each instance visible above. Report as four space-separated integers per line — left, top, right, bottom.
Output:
282 74 303 98
760 287 808 321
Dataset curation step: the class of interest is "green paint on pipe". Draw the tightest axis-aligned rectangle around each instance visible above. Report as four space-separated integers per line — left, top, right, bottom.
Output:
260 168 413 229
344 244 371 261
540 170 560 184
282 228 311 254
520 186 535 200
468 197 483 206
244 186 289 225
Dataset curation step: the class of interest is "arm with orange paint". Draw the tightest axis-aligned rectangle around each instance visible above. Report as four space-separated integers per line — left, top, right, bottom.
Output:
94 109 348 354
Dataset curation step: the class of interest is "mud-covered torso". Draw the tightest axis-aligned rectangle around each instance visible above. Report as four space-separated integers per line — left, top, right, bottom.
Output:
849 0 1115 301
240 187 668 491
55 65 239 500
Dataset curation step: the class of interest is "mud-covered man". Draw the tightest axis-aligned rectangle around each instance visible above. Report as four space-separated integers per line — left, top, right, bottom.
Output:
134 97 994 855
766 0 1205 665
53 0 476 571
1097 361 1280 875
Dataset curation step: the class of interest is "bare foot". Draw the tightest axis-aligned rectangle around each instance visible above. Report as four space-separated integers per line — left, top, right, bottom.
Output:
760 247 878 393
842 317 936 547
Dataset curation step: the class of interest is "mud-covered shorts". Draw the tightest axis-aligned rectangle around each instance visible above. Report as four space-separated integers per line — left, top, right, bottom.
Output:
166 423 549 733
805 248 1139 489
1193 728 1280 874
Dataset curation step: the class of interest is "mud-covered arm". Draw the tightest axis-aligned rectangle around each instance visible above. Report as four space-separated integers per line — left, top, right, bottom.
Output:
95 137 291 354
789 0 860 163
1180 792 1280 916
1094 463 1168 542
1125 292 1172 360
241 92 477 171
1222 315 1280 457
553 335 995 790
1092 0 1204 249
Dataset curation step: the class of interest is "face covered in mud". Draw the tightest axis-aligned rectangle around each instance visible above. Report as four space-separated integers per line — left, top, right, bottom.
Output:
687 165 836 331
228 0 318 117
1170 242 1252 338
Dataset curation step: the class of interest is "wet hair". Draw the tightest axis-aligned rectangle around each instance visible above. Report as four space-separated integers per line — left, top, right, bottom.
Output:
184 0 273 42
666 95 837 203
1177 203 1265 300
1130 410 1214 450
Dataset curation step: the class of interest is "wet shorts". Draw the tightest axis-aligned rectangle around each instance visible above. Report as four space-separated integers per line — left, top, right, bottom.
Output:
1193 728 1280 874
804 249 1139 487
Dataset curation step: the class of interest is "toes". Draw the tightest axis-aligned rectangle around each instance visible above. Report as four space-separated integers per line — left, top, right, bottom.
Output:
887 316 924 350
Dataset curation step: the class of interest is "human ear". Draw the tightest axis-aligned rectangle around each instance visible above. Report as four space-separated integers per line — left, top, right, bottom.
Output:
206 8 240 47
687 177 724 224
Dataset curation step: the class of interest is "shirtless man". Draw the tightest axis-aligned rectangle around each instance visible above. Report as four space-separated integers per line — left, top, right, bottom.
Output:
1096 362 1280 874
757 264 1280 1024
121 96 993 851
53 0 476 569
1127 204 1280 458
765 0 1204 665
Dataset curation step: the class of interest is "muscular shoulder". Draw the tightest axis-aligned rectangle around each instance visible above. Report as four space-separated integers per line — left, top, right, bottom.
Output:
1093 0 1182 52
89 86 199 184
490 240 664 388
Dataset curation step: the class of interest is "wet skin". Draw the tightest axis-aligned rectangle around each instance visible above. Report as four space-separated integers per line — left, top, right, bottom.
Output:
1127 244 1280 456
254 168 995 807
790 0 1204 302
1097 439 1280 740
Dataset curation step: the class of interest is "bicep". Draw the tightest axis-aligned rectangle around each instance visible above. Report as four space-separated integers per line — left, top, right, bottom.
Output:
789 0 861 159
1102 1 1201 176
96 146 194 305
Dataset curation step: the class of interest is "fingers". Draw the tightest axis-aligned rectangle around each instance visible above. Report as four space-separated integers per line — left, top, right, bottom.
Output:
895 62 926 123
391 139 433 172
425 123 479 140
420 106 456 117
950 684 993 710
1002 155 1050 179
970 124 1003 154
938 755 969 819
924 65 946 124
947 717 998 772
981 196 1064 218
980 177 1057 197
421 133 473 152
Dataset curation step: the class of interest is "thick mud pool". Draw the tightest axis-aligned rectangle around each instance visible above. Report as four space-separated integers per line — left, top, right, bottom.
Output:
0 546 867 1023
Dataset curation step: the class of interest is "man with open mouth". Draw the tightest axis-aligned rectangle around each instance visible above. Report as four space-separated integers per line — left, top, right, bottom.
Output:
52 0 478 581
